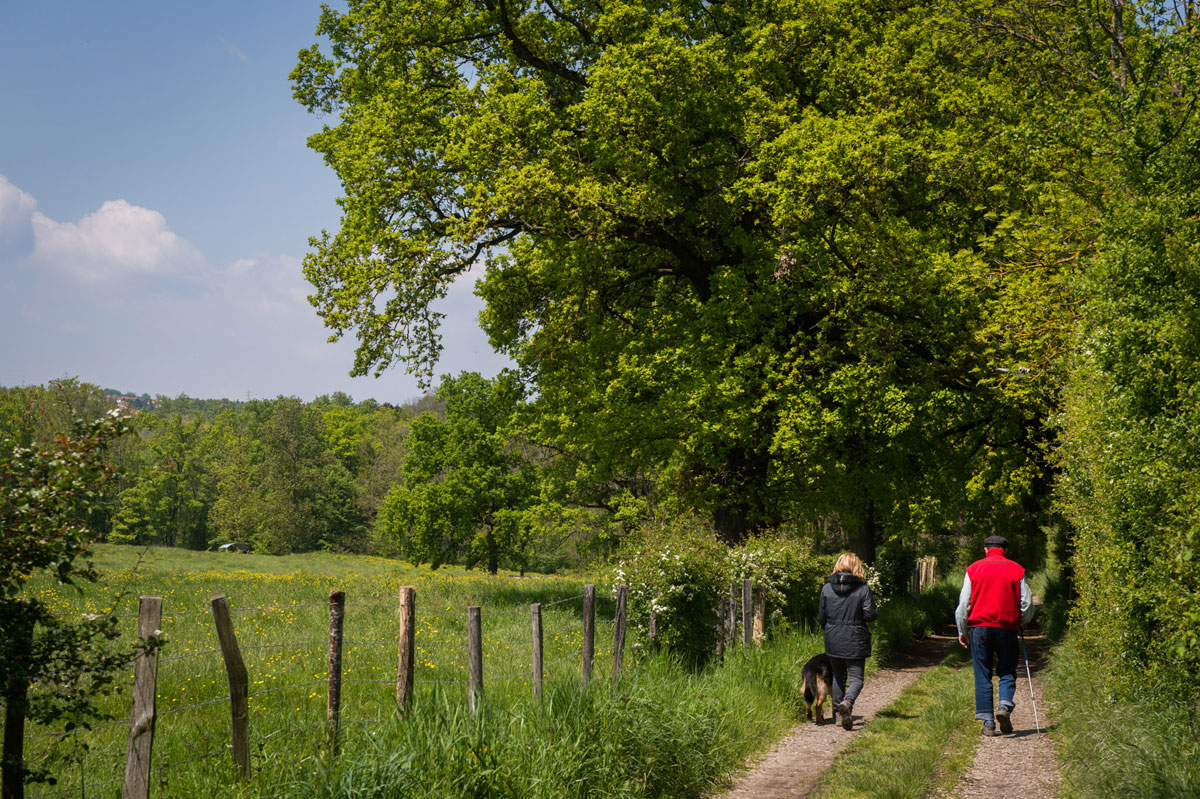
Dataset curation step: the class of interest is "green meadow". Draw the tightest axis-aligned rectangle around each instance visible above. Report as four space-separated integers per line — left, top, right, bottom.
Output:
23 545 615 798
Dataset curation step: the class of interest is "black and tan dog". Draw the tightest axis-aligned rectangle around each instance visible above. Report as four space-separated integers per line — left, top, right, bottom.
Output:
801 653 834 724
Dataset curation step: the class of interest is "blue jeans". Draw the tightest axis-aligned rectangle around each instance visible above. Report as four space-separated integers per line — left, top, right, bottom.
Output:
829 656 865 708
970 626 1017 722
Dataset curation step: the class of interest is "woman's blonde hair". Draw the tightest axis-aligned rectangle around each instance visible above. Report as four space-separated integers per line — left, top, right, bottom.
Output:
833 552 866 578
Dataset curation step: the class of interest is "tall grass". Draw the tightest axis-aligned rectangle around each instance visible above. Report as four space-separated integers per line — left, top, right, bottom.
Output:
20 545 605 798
285 635 823 798
19 545 827 799
1046 635 1200 799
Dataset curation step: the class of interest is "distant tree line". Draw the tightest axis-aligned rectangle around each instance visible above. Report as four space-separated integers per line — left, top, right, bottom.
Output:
0 377 624 573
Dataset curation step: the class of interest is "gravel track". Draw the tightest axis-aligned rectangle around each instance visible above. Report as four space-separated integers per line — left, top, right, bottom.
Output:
712 628 1062 799
712 634 955 799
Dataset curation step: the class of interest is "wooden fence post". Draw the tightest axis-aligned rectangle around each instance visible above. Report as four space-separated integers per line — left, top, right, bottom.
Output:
728 582 738 646
742 579 753 648
2 618 34 799
611 585 627 685
753 588 766 644
327 590 345 755
581 584 595 687
397 586 415 714
467 606 482 714
210 594 250 779
531 603 543 702
648 608 658 650
122 595 163 799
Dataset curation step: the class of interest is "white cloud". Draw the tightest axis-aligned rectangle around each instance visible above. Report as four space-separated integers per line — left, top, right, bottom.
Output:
30 198 203 282
220 37 248 62
0 174 37 259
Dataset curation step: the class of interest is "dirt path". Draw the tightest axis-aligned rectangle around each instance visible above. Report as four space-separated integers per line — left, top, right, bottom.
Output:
939 629 1061 799
713 633 957 799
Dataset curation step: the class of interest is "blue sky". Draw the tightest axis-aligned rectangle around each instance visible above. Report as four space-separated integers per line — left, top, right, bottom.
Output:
0 1 507 402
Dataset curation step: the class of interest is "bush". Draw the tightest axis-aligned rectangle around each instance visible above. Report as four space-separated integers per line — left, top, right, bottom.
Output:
728 533 831 632
870 579 958 665
615 514 730 666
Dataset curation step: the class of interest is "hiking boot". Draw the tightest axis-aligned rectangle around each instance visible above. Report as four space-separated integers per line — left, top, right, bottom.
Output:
996 706 1013 734
838 701 853 730
981 721 997 736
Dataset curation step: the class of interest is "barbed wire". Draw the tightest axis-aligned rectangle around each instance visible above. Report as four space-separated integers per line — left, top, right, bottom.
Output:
248 678 328 698
155 743 229 771
255 720 323 745
543 593 586 607
229 601 329 614
159 695 231 716
27 776 122 799
160 647 223 662
24 718 126 740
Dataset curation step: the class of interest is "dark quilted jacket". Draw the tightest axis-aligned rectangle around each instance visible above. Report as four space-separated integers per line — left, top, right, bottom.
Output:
818 573 879 659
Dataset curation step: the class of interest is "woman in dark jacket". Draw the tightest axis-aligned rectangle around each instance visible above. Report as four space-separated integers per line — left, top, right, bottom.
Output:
818 552 878 730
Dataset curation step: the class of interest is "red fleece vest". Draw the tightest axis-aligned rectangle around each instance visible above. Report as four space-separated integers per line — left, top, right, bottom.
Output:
966 548 1025 630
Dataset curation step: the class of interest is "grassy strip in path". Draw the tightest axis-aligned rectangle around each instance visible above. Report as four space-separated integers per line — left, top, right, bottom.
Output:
810 646 976 799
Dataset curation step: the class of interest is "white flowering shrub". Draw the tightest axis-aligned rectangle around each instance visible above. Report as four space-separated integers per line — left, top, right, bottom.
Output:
728 534 831 631
861 561 889 606
615 513 729 665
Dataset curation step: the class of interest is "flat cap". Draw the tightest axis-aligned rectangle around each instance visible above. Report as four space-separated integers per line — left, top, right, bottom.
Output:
984 535 1009 549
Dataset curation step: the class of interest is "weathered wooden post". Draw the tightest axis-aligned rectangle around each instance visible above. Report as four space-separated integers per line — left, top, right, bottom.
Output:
123 596 163 799
611 585 627 685
728 582 738 646
753 587 766 644
467 606 483 714
531 602 543 701
396 586 415 714
2 619 34 799
581 584 595 687
742 579 753 648
210 594 250 779
327 590 345 755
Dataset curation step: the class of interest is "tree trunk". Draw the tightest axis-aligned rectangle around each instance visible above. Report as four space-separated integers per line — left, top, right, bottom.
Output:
485 528 498 575
2 620 32 799
713 504 752 546
851 500 877 564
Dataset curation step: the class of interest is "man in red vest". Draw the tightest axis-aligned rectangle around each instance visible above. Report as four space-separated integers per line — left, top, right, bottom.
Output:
955 535 1034 735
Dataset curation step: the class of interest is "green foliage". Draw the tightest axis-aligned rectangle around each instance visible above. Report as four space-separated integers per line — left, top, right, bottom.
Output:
1 411 135 785
376 372 539 573
615 514 730 666
1052 3 1200 697
1047 634 1200 799
728 532 831 630
290 0 1063 547
869 579 958 666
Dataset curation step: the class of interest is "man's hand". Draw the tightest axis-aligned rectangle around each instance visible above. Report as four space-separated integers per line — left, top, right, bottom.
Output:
958 633 968 648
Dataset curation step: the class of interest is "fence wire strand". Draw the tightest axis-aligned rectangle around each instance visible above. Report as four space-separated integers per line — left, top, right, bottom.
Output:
248 677 328 698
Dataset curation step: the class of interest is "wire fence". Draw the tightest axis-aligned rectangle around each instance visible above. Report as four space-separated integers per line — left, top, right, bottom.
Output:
18 583 655 799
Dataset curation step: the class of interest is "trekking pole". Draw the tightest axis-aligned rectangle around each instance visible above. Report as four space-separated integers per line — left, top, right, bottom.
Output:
1019 628 1041 733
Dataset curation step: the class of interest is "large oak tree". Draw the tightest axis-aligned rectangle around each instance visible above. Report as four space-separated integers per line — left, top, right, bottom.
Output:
291 0 1074 549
